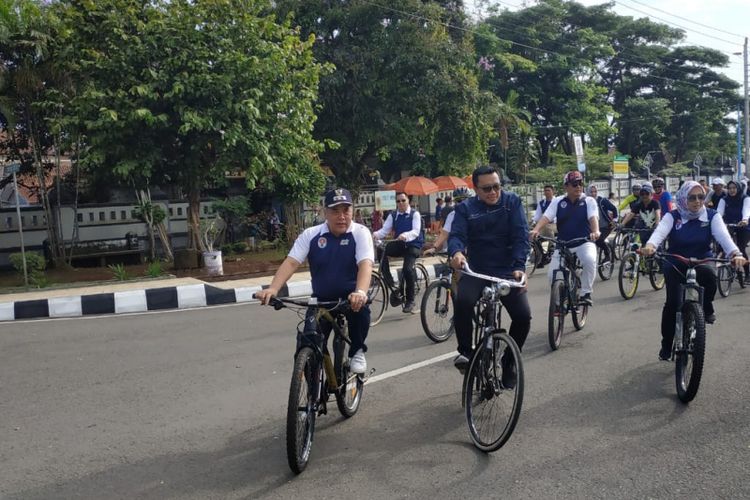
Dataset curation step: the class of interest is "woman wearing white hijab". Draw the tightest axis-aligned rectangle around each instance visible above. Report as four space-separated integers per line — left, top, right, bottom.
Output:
642 181 746 360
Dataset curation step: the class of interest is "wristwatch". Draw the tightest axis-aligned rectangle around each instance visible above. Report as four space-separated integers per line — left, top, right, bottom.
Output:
354 289 367 297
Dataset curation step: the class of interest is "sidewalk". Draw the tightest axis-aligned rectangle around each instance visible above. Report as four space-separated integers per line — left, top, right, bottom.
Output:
0 257 448 322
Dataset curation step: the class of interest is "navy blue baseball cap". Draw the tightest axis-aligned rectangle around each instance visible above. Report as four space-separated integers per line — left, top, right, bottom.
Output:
324 188 353 208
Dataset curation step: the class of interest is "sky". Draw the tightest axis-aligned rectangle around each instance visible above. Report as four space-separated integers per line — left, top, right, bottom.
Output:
464 0 749 89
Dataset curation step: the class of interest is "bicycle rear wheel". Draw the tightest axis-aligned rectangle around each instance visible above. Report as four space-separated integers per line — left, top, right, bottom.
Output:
547 280 566 350
571 276 588 330
614 232 628 260
286 347 318 474
368 273 387 326
618 253 639 300
420 279 454 342
464 331 524 452
717 264 732 298
675 301 706 403
738 267 747 288
597 247 613 281
333 336 363 418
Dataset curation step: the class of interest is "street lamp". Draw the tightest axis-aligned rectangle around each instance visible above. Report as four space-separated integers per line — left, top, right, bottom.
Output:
733 37 749 180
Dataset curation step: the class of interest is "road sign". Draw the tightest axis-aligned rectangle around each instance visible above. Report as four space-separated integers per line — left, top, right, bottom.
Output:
573 135 584 162
5 163 21 175
693 154 702 168
577 162 586 172
613 155 629 179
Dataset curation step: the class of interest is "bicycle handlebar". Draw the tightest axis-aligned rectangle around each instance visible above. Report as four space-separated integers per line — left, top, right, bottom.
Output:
652 251 729 266
538 236 591 247
460 263 527 288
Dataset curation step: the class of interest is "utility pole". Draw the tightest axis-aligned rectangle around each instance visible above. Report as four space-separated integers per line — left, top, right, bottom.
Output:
744 37 749 179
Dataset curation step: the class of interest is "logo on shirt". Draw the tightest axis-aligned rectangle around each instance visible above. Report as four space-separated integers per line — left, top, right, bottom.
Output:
317 237 327 249
340 239 349 246
675 220 683 230
560 201 568 209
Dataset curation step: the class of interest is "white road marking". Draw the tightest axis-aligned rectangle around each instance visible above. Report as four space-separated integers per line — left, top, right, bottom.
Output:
366 352 455 385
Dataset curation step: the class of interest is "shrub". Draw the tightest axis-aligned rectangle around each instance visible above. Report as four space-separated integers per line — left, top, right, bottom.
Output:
9 252 47 288
232 241 248 253
145 261 163 278
108 263 130 281
221 243 234 255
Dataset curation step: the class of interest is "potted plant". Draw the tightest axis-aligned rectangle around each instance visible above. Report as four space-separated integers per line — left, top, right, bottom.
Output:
200 215 225 275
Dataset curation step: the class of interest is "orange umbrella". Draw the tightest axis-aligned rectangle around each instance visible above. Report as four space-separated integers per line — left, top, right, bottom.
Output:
385 176 440 195
463 175 475 189
432 176 468 191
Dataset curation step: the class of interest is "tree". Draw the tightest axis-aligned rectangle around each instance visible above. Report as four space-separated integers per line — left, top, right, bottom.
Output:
54 0 327 250
275 0 495 187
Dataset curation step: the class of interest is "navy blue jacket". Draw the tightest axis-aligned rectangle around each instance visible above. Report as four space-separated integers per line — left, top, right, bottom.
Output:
448 192 530 278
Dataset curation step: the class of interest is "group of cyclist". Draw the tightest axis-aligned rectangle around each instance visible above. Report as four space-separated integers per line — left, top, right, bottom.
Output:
257 166 749 377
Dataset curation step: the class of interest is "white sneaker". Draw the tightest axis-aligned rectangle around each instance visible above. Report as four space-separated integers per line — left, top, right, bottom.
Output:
350 349 367 374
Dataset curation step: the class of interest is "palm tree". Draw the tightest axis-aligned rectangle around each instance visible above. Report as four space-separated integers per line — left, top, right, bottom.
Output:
495 90 532 179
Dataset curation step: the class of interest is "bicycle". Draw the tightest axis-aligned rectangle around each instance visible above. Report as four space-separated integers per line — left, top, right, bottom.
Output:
651 251 729 403
261 296 369 474
368 239 430 326
715 224 747 298
617 229 664 299
420 252 456 343
541 236 590 350
596 232 617 281
459 263 525 452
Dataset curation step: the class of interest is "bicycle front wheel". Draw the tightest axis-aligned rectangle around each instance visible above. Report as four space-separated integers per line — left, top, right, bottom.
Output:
717 264 732 298
368 273 387 326
648 258 666 290
464 331 524 452
333 336 363 418
597 247 614 281
547 280 566 350
420 279 454 343
526 242 539 277
618 253 639 300
286 347 318 474
414 264 431 308
675 301 706 403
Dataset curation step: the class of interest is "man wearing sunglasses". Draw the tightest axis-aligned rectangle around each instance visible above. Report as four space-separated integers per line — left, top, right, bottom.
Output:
448 166 531 375
530 170 600 306
373 192 424 314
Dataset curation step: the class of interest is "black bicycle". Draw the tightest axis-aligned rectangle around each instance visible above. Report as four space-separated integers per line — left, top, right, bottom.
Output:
458 264 525 452
420 252 455 342
596 233 616 281
261 296 368 474
716 224 747 298
541 236 590 350
368 239 430 326
652 252 729 403
526 237 555 277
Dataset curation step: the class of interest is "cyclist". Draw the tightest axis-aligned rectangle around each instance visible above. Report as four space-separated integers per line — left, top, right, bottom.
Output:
706 177 726 208
716 180 750 282
620 182 661 244
618 183 642 213
586 184 618 264
652 177 673 213
530 170 600 306
531 185 557 269
256 188 374 373
424 187 474 254
373 191 424 314
641 181 746 360
448 166 531 379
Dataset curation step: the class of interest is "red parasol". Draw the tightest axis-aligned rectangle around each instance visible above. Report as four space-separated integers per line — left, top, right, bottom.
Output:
432 176 468 191
385 176 440 195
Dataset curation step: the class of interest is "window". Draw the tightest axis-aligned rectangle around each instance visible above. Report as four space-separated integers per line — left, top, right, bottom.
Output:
99 211 105 221
177 207 183 216
169 208 173 216
131 210 137 219
32 215 38 226
120 210 126 220
76 213 82 223
110 211 116 220
89 212 94 222
203 205 209 214
21 216 25 226
6 217 12 228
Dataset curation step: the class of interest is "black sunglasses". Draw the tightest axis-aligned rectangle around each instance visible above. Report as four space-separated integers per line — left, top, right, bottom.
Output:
478 183 501 193
566 181 583 187
687 194 706 202
396 199 409 203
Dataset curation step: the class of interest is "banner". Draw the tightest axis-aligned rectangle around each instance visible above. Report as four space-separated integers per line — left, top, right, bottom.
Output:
374 190 397 211
613 155 629 179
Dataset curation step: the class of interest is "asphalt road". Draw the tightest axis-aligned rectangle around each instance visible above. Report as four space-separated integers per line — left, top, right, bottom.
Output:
1 270 749 499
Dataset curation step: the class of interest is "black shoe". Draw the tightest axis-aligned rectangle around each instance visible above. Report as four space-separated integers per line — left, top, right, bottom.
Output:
453 354 469 374
389 292 403 307
705 313 716 324
659 347 671 361
402 302 417 314
580 293 593 306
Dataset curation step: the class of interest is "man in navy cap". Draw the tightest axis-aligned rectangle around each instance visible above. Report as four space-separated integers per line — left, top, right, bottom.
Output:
256 188 374 373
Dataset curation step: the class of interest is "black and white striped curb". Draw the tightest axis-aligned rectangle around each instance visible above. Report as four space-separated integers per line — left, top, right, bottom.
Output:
0 263 449 322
